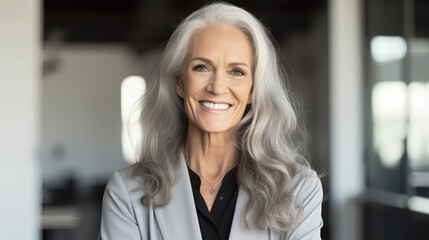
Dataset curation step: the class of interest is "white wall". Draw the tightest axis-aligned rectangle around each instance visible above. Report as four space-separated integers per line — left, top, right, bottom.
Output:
329 0 364 240
41 45 154 185
0 0 41 239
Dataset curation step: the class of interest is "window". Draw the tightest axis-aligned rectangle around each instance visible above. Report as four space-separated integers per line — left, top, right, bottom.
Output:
365 0 429 197
121 76 146 163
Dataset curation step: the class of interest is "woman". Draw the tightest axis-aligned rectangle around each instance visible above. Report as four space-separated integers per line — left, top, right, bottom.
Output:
100 2 323 240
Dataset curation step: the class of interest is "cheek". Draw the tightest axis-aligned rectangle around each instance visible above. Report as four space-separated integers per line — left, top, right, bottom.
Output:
234 82 253 102
182 76 206 96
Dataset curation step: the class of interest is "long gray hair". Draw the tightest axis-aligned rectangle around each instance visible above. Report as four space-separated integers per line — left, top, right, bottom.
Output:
135 2 309 233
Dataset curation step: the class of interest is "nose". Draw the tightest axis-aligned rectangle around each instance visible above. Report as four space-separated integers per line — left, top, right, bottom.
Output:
206 71 228 95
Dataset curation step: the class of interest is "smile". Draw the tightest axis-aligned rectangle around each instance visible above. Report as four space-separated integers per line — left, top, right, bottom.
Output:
199 101 231 111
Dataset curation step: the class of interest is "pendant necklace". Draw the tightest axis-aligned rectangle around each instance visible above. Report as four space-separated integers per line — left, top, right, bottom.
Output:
191 167 229 195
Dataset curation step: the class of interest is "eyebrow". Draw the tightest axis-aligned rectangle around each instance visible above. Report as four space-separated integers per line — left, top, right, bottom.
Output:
190 57 250 68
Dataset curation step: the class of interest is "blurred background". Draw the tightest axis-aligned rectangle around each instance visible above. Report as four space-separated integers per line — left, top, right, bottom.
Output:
1 0 428 239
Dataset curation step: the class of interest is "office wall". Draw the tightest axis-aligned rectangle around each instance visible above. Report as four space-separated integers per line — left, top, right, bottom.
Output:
41 45 154 185
0 0 41 239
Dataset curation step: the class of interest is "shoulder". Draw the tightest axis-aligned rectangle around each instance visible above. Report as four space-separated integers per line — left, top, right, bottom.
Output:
101 163 147 223
283 165 324 239
105 163 142 196
100 163 147 239
290 164 323 205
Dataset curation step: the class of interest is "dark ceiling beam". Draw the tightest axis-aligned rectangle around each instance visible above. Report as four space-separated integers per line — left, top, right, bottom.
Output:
43 0 327 51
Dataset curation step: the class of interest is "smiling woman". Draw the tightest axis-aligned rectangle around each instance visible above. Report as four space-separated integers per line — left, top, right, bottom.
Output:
99 2 323 240
176 24 253 135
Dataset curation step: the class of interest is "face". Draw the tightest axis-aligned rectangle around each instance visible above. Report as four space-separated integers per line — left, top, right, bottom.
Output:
175 24 254 134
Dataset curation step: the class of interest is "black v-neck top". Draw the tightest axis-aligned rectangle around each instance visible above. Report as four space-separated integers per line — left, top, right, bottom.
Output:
187 166 239 240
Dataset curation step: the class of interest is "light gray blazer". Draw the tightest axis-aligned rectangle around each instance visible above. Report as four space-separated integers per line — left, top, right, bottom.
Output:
99 153 323 240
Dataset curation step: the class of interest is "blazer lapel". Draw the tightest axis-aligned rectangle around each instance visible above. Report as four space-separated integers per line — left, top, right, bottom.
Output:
229 188 268 240
154 153 202 240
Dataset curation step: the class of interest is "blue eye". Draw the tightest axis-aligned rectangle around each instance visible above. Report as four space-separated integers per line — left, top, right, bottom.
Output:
193 65 208 72
231 69 245 76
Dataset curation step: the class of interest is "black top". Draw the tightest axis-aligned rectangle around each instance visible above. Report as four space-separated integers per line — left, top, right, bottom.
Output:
187 166 239 240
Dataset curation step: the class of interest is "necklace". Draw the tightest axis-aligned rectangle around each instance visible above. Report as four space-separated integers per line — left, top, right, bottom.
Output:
190 166 229 195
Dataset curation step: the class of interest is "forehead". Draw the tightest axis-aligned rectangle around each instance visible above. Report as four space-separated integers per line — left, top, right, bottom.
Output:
187 24 253 63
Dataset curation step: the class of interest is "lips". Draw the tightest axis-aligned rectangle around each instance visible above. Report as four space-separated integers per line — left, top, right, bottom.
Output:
199 100 232 110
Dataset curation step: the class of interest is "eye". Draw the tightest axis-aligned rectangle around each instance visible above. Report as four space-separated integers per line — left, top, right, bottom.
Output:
231 69 245 76
193 64 209 72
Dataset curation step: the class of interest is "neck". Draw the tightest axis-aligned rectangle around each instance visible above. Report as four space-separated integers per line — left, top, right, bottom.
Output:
184 121 238 182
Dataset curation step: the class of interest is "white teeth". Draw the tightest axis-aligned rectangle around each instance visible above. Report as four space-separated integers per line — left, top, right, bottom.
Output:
201 101 230 110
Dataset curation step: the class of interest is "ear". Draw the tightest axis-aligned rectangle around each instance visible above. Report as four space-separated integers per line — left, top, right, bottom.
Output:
174 75 184 98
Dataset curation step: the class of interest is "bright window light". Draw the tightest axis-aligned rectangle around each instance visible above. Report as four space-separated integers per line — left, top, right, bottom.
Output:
121 76 146 163
408 196 429 215
372 81 407 168
371 36 407 62
408 82 429 168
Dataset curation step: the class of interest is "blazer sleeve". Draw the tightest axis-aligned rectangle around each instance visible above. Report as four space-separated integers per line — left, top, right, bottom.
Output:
99 171 142 240
285 169 324 240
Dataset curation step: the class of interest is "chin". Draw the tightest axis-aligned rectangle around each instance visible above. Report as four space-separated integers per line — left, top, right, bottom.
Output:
199 126 231 134
195 121 237 134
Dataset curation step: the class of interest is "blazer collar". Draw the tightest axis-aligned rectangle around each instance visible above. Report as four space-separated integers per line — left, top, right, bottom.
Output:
229 188 268 240
153 152 202 240
154 151 268 240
